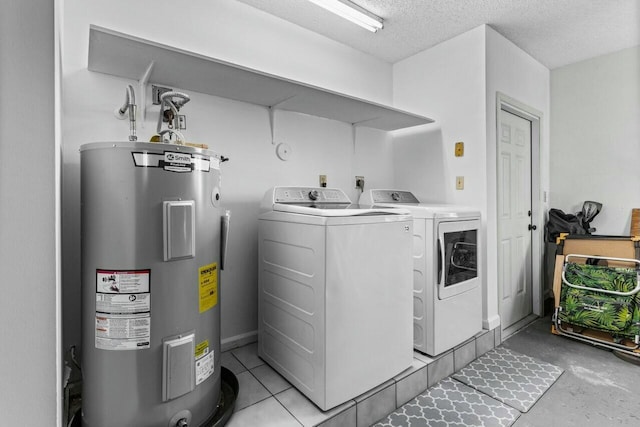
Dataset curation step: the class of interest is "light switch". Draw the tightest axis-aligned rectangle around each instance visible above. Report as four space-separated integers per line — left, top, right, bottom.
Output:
455 142 464 157
456 176 464 190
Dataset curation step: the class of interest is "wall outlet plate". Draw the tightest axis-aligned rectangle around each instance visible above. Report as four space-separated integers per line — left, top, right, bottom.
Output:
456 176 464 190
455 141 464 157
319 175 327 187
178 115 187 130
355 176 365 191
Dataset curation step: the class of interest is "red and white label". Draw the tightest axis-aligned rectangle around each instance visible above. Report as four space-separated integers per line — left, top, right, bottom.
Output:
95 269 151 351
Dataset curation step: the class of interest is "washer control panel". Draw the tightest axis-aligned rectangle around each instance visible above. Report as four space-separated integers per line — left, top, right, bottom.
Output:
274 187 350 204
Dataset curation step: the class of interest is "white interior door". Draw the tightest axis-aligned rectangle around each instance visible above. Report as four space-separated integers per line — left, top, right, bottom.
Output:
498 109 533 332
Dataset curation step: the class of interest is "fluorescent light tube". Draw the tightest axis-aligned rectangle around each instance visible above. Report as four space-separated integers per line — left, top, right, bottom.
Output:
307 0 384 32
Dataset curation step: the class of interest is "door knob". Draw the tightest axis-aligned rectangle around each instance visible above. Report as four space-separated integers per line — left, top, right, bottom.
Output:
528 224 537 231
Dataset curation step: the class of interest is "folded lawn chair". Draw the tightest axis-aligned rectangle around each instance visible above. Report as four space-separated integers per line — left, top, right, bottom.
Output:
553 254 640 357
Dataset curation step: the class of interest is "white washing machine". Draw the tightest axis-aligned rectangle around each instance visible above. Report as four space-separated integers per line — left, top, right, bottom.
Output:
258 186 413 410
360 189 482 356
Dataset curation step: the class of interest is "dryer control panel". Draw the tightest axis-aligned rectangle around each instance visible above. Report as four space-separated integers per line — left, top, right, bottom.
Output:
366 190 419 204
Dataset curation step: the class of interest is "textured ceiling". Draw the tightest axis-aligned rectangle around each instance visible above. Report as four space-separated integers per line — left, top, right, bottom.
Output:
235 0 640 69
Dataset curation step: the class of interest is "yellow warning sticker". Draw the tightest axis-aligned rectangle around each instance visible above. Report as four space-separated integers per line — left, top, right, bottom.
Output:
199 263 218 313
195 340 210 359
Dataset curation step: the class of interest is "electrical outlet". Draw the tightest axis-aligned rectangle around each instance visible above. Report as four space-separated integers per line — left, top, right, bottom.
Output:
456 176 464 190
455 141 464 157
178 115 187 130
319 175 327 187
355 176 365 191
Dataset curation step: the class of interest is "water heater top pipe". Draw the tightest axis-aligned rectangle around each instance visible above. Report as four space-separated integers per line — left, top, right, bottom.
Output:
114 84 137 141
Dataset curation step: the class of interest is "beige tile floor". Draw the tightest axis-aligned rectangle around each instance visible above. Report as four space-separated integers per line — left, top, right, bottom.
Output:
223 328 498 427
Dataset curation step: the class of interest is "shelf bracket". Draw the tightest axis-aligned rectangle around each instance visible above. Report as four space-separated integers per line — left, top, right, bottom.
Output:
351 124 357 152
351 114 385 150
267 95 297 145
138 61 155 126
268 106 276 145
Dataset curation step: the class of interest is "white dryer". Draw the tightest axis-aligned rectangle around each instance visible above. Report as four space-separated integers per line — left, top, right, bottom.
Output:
258 187 413 410
360 189 482 356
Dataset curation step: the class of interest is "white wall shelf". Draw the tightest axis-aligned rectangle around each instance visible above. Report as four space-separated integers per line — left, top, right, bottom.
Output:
88 25 434 132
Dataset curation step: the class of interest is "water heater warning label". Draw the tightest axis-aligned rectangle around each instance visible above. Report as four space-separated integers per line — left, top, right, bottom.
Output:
95 314 150 350
195 341 214 385
97 270 150 294
96 293 150 313
95 269 151 351
199 263 218 313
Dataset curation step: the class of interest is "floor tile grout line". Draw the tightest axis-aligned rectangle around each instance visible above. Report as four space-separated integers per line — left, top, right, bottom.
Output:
230 360 273 414
246 366 274 402
239 362 306 426
235 393 272 413
230 346 263 372
271 390 306 427
247 363 273 396
224 350 248 374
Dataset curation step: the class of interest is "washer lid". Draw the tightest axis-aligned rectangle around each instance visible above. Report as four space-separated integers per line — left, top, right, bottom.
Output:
261 186 410 217
272 202 409 217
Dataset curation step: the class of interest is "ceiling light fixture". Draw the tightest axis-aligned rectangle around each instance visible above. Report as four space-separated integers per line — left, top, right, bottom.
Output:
307 0 384 33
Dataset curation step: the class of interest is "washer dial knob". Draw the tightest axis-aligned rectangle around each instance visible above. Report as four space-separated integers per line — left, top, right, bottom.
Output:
309 190 319 201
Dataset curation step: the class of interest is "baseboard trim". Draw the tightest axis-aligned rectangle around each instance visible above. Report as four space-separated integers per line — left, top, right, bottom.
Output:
221 330 257 352
502 314 539 341
483 314 501 331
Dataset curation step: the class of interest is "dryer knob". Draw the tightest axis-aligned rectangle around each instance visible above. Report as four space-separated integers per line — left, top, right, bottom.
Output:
391 192 401 201
309 190 319 201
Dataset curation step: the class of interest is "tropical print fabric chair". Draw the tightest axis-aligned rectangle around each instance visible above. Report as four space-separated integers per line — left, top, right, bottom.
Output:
559 261 640 340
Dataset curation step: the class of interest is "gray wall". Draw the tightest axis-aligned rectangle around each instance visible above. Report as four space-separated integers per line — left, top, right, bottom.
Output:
550 46 640 234
0 1 59 425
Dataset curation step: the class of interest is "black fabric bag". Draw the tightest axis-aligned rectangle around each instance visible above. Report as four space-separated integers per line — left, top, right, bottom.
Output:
546 208 587 242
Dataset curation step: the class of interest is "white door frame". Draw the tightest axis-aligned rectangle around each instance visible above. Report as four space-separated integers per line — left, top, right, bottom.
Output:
496 92 544 331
